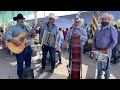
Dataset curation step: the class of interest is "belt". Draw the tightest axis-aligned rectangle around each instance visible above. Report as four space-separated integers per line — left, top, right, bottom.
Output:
97 48 107 51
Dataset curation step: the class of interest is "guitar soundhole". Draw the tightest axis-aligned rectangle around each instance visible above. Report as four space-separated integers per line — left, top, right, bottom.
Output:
19 38 24 42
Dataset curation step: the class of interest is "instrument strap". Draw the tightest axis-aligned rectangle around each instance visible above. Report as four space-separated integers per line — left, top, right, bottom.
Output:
46 22 55 32
46 22 55 45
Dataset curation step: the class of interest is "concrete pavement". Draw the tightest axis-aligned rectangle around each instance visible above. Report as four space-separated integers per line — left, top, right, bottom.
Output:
0 46 120 79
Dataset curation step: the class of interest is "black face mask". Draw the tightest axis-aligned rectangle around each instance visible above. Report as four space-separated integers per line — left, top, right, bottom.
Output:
101 22 109 26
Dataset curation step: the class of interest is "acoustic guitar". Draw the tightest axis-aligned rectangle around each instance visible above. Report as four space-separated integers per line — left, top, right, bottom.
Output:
6 21 41 54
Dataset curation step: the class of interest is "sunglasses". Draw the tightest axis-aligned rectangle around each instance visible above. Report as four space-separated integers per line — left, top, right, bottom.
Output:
49 18 55 20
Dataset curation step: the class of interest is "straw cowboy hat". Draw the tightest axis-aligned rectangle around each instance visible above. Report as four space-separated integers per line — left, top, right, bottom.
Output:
46 13 58 20
98 13 114 22
13 14 25 21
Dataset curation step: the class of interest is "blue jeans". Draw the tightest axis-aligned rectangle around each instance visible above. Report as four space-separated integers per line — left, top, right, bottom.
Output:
97 49 112 79
16 46 32 79
41 45 56 69
60 38 64 50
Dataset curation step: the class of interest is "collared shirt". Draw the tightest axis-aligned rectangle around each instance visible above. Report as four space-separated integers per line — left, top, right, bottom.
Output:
39 22 59 38
3 24 32 46
59 31 64 39
92 25 118 50
65 27 88 45
59 31 64 45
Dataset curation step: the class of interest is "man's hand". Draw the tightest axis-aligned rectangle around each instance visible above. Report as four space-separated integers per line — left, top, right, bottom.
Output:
9 39 21 46
100 49 109 54
14 41 21 46
31 30 36 38
92 48 109 54
92 48 97 51
118 28 120 32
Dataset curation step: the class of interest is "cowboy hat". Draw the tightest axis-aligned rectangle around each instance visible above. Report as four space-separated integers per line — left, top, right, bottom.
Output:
74 17 84 25
98 13 114 22
46 13 58 20
13 14 25 21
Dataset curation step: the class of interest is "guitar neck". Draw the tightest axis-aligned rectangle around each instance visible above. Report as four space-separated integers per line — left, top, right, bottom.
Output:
21 21 41 39
19 32 31 42
32 20 42 30
22 20 41 39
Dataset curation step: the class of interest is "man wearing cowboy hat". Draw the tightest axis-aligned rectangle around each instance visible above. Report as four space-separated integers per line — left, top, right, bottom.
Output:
65 16 88 72
39 13 60 73
65 16 88 50
92 13 118 79
3 13 36 79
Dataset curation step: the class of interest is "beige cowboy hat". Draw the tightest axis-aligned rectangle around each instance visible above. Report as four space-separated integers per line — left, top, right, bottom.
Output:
98 13 114 22
46 13 59 20
74 17 84 25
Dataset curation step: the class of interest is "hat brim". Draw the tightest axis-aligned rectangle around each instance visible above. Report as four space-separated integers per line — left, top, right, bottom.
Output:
46 16 59 20
98 15 114 22
13 17 25 21
75 19 84 25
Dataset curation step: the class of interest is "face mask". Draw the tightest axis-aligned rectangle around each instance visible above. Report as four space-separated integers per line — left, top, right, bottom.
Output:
17 22 24 26
101 22 109 26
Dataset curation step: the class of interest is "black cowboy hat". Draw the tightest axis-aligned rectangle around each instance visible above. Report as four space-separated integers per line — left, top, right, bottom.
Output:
13 14 25 21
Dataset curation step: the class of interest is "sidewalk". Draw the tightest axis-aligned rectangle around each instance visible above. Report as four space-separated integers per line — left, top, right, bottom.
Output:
0 46 120 79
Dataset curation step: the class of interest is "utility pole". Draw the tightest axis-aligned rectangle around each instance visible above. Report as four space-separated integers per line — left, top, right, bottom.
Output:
92 11 99 35
12 11 16 25
93 11 99 20
12 11 15 17
34 11 38 26
2 11 5 33
44 11 45 18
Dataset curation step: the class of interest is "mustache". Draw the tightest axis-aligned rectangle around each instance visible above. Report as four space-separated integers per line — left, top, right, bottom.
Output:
74 25 81 28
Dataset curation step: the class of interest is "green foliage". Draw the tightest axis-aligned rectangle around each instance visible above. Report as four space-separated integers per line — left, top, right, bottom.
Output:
0 11 34 24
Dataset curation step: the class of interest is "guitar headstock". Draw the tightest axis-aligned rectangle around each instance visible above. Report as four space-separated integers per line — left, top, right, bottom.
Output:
34 20 43 29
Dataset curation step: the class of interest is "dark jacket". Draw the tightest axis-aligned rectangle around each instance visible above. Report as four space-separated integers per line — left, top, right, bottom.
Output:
118 31 120 44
